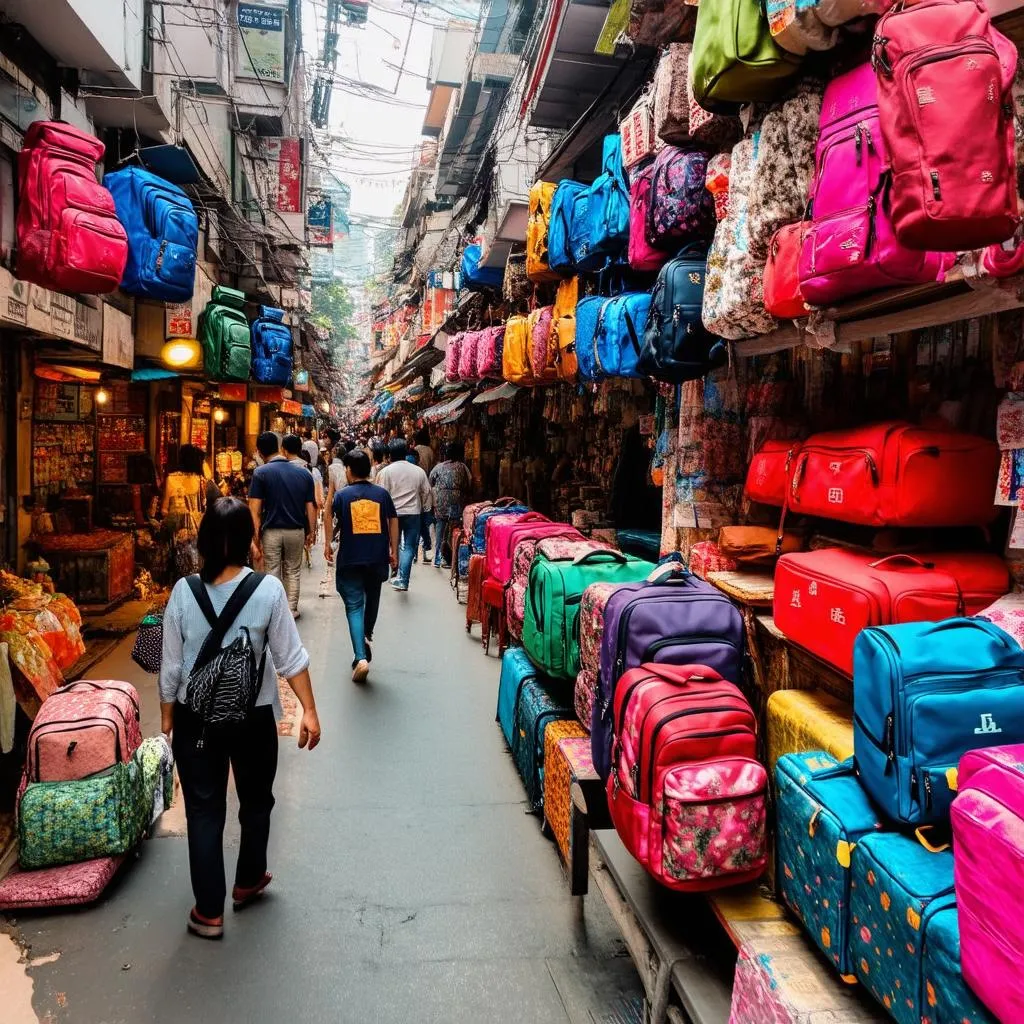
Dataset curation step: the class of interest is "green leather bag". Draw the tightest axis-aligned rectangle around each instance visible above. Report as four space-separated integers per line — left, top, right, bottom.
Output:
690 0 802 113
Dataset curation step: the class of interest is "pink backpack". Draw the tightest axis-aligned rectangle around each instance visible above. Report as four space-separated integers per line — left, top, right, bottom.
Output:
528 306 558 383
873 0 1019 251
799 64 953 305
648 146 714 249
445 332 464 383
952 744 1024 1024
505 529 587 639
475 325 505 378
628 165 666 272
458 330 481 382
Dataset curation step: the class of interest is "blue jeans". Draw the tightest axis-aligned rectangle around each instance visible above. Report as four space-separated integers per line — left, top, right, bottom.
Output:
434 515 457 567
420 509 435 554
336 564 387 664
396 514 421 587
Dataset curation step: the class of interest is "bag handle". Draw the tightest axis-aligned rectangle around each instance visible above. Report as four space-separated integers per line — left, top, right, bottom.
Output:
646 560 689 583
189 572 266 671
516 512 548 525
623 309 643 356
914 825 951 854
493 496 519 507
572 549 629 566
923 617 1015 647
867 554 933 571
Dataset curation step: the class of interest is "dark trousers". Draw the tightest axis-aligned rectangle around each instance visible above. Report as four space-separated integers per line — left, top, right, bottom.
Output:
172 702 279 919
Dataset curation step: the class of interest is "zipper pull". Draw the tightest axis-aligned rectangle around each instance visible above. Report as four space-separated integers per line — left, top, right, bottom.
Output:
885 713 895 765
866 453 879 485
854 125 863 165
923 772 933 810
931 170 941 201
630 763 640 795
864 197 876 259
615 654 624 677
866 126 875 154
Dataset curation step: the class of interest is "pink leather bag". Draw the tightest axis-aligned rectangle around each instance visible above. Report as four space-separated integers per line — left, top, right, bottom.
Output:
873 0 1019 251
475 325 505 378
27 680 142 783
458 330 481 382
952 744 1024 1024
445 332 464 383
799 64 952 306
628 165 667 272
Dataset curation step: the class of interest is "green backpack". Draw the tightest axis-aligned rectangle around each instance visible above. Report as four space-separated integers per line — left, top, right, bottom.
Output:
522 548 654 679
199 285 251 381
690 0 801 112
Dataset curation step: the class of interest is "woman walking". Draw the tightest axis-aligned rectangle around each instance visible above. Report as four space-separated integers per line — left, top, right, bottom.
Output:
159 497 321 939
428 441 473 568
160 444 207 580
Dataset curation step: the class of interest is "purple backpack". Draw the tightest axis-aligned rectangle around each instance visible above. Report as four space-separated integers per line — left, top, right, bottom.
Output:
591 564 745 781
648 147 715 250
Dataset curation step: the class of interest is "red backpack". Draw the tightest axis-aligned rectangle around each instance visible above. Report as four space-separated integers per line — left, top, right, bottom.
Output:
17 121 128 294
872 0 1019 250
607 663 767 892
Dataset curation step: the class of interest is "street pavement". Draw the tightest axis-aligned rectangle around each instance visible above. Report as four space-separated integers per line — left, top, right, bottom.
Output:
7 553 642 1023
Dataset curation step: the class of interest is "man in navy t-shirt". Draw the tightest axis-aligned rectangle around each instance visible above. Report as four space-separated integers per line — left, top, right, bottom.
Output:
330 449 398 683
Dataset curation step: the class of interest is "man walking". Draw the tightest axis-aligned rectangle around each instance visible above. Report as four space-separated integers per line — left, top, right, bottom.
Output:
375 438 430 592
248 431 316 618
328 450 398 683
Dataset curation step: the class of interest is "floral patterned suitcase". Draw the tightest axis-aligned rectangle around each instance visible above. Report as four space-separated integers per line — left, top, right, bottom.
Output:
512 677 573 813
0 855 126 910
574 668 597 732
541 721 589 847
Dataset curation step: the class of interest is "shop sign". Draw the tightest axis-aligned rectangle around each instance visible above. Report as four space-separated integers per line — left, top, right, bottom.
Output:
0 267 27 326
275 137 302 213
280 398 302 415
307 196 333 246
166 300 193 339
101 305 134 368
237 4 287 82
26 285 52 334
73 299 102 352
251 385 284 404
49 292 75 340
218 382 248 402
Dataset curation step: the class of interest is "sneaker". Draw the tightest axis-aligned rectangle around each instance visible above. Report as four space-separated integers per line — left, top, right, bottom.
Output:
352 659 370 684
440 561 452 570
390 579 408 591
422 554 432 564
187 908 224 940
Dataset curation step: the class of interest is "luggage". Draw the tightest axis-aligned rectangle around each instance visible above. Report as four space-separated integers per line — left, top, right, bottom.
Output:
577 135 630 271
528 306 558 383
27 679 142 783
472 503 529 554
512 677 574 811
952 745 1024 1024
250 305 293 385
849 833 958 1024
717 525 803 565
16 121 128 294
855 617 1024 827
466 553 487 629
787 422 999 528
607 664 768 891
0 855 126 911
763 224 807 320
688 540 737 577
526 181 561 282
592 293 650 380
594 566 744 780
552 277 579 381
544 733 595 869
689 0 801 112
647 147 714 250
460 241 503 290
497 647 543 750
548 181 586 275
798 64 953 306
485 512 551 584
577 581 622 681
458 329 481 382
502 315 534 385
138 734 175 825
639 250 727 384
574 668 598 732
103 166 198 301
619 90 656 170
775 752 883 978
652 43 692 145
628 165 667 273
199 285 251 381
573 295 605 383
19 747 150 869
774 549 1009 677
445 332 464 384
476 325 505 379
523 547 652 680
921 905 997 1024
745 440 801 506
505 529 586 640
873 0 1018 251
765 688 853 771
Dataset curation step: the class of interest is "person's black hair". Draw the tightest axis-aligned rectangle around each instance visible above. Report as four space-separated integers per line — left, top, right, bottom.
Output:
257 432 279 458
371 443 386 464
179 444 205 476
414 427 430 446
343 450 371 479
197 496 255 583
389 438 408 461
343 439 357 453
324 426 341 446
446 440 465 462
299 449 312 468
282 433 302 456
406 448 420 465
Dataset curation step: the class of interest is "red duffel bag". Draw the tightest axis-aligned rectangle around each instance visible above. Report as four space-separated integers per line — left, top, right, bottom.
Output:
774 548 1009 676
787 422 998 528
745 439 802 507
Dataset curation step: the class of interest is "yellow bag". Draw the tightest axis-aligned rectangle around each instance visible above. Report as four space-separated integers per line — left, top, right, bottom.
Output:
526 182 561 283
503 315 535 385
552 277 579 382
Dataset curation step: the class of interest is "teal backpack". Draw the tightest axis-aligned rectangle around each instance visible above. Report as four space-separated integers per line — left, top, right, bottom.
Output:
199 285 250 381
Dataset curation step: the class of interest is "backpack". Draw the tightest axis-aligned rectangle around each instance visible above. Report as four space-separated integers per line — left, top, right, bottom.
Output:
873 0 1019 251
526 181 561 282
458 329 481 382
574 295 606 382
199 285 251 381
527 306 559 384
548 181 586 274
460 242 503 290
628 164 667 273
763 224 808 319
185 573 269 734
652 43 693 145
16 121 128 294
578 135 630 270
798 64 953 306
471 503 529 554
502 315 534 385
250 305 293 385
593 292 651 379
505 528 585 640
445 332 464 384
476 325 505 378
552 277 579 382
103 166 198 301
690 0 801 111
606 663 767 892
619 90 656 170
639 250 727 383
854 617 1024 827
648 147 715 250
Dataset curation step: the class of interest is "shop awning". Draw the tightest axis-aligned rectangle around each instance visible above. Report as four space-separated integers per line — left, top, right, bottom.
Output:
473 382 519 404
421 391 471 423
131 367 180 382
393 379 427 404
34 364 103 382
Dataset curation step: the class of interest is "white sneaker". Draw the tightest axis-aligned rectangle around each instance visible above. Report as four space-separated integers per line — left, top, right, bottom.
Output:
352 660 370 684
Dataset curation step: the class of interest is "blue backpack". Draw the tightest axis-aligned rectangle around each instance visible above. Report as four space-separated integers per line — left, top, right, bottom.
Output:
574 135 630 272
854 617 1024 827
251 305 293 385
460 243 503 290
548 181 585 275
593 293 650 379
103 167 198 301
574 295 606 382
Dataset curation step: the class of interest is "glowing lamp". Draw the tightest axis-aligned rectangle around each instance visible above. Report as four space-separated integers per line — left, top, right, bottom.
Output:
95 387 109 406
213 407 227 424
161 338 202 370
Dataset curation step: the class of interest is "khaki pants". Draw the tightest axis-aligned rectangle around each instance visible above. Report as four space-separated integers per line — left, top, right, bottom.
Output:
262 527 304 612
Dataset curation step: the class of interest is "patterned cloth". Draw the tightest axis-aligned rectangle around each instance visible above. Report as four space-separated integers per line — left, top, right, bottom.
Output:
138 734 174 825
574 668 598 731
542 729 591 863
0 855 126 910
977 593 1024 647
577 582 621 677
429 460 472 520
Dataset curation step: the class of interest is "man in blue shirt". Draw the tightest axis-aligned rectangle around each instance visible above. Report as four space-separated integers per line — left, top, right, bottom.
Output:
329 449 398 683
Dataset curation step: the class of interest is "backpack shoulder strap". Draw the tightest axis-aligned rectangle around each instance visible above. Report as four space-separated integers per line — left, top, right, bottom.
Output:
191 572 267 669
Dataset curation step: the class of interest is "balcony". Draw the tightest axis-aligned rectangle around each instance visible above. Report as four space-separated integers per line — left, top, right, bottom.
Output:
423 21 476 138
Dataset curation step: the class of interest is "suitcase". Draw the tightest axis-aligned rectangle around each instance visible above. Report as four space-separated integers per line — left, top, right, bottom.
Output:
497 648 542 751
922 905 998 1024
505 529 585 640
512 678 573 812
788 423 999 528
849 833 960 1024
952 745 1024 1024
577 582 622 680
485 512 552 584
466 554 486 631
27 680 142 783
855 618 1024 827
0 855 127 911
472 503 529 554
766 688 854 772
775 752 884 979
774 548 1009 676
544 733 595 874
574 668 597 732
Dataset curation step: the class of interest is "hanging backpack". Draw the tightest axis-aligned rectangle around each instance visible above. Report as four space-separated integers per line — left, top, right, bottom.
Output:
527 306 559 384
653 43 693 145
648 146 715 250
628 164 667 273
553 277 579 382
476 325 505 378
619 90 656 170
199 285 251 381
250 306 293 385
872 0 1019 251
16 121 128 294
705 153 732 222
639 250 727 383
460 242 503 290
574 295 606 383
574 136 631 272
763 224 808 319
502 315 534 385
445 331 464 384
526 181 561 282
593 293 650 380
765 0 837 55
548 181 586 275
103 166 198 302
458 329 481 382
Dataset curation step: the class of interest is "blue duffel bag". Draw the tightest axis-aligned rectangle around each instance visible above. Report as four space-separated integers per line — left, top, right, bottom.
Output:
592 292 650 379
572 135 630 272
574 295 606 383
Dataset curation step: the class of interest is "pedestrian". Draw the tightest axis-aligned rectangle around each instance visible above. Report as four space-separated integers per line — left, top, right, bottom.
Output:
161 444 208 581
413 428 435 476
301 429 319 470
428 441 473 568
369 442 387 483
375 438 431 592
248 432 316 618
327 450 398 683
159 497 321 940
282 433 305 466
405 449 435 564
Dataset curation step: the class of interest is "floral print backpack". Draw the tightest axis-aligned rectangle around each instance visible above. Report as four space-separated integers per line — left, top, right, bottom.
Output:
648 147 715 249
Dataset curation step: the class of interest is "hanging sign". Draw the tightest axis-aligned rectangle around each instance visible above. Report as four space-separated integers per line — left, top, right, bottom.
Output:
276 137 301 213
237 4 287 82
307 196 334 246
218 382 248 402
251 385 284 404
280 398 302 415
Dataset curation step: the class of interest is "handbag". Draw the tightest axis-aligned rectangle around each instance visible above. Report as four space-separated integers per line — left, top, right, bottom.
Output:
130 613 164 674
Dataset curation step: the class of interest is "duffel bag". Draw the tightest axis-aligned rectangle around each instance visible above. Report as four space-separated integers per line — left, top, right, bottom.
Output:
502 316 534 385
475 325 505 379
592 293 650 379
607 663 767 891
548 181 586 275
854 617 1024 827
505 530 586 640
787 422 999 527
526 181 561 282
774 548 1009 676
744 438 801 506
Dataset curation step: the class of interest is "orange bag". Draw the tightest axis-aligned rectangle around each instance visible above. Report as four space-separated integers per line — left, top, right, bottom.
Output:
718 526 805 565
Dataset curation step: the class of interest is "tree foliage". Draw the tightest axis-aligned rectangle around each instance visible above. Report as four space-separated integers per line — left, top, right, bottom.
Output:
311 280 357 342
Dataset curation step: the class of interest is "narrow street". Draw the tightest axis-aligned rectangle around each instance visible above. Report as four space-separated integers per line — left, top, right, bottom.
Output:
8 556 641 1024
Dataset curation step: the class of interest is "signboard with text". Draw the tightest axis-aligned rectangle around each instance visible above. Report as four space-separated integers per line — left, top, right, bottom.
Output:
237 4 286 82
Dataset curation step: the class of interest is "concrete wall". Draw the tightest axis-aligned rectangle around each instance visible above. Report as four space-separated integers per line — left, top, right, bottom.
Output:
69 0 145 88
